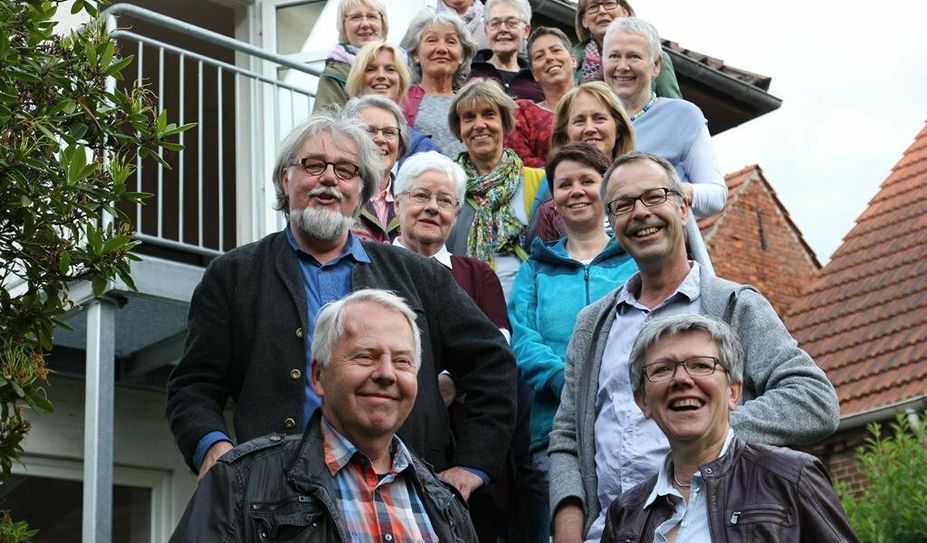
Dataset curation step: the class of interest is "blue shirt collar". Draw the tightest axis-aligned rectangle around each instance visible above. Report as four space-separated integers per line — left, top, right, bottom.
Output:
285 224 371 265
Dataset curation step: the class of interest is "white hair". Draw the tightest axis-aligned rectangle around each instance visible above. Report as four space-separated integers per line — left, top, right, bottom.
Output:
312 289 422 371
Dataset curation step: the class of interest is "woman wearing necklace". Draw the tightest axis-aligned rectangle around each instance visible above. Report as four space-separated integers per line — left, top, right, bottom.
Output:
572 0 680 98
601 314 859 543
506 27 576 168
401 9 477 160
603 17 727 218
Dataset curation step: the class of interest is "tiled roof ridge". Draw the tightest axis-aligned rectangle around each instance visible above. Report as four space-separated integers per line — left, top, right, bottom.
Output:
699 166 759 241
796 233 925 299
797 295 927 362
789 256 927 325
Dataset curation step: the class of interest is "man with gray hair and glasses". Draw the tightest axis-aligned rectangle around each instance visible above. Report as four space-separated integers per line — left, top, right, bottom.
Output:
167 111 516 504
548 151 840 542
600 313 857 543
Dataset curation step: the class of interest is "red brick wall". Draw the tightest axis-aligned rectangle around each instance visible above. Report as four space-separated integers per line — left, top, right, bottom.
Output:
705 177 819 316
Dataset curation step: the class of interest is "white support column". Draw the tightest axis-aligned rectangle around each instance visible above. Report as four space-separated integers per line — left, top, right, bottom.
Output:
83 297 116 543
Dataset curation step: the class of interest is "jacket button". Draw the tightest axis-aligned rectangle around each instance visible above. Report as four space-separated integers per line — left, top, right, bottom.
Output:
290 368 302 380
295 327 304 338
283 417 296 429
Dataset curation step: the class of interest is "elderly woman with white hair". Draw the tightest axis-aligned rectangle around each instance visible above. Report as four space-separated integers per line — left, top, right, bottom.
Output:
602 17 726 218
393 151 509 329
394 151 549 543
312 0 389 113
468 0 543 101
401 9 477 159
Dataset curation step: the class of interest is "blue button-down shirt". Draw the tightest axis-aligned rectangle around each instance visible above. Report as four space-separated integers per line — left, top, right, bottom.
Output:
285 227 371 423
192 227 369 470
586 262 703 543
648 429 736 543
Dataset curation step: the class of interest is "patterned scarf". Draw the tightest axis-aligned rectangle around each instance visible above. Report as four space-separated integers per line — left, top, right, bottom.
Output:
581 39 603 83
456 148 526 263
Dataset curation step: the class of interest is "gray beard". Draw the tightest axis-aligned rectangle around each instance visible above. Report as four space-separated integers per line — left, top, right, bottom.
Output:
291 206 354 241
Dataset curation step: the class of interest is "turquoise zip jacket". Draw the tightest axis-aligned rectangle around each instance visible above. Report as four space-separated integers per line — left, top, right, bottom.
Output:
507 236 638 453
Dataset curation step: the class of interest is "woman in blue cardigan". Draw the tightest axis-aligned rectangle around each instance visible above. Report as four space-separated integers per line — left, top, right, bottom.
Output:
508 143 638 470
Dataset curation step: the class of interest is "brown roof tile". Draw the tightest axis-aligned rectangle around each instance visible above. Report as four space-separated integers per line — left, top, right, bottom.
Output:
787 123 927 418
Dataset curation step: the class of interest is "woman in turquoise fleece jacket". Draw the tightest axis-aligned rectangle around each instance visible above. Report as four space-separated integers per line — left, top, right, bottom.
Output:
507 143 638 460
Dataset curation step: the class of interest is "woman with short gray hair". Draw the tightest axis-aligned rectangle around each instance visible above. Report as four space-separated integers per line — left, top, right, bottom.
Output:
400 9 477 159
343 95 409 243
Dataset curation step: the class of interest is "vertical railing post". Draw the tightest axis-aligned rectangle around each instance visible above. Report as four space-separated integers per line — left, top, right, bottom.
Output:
82 296 117 543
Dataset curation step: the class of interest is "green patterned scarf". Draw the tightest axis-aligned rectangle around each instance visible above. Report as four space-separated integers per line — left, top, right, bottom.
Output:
456 148 526 263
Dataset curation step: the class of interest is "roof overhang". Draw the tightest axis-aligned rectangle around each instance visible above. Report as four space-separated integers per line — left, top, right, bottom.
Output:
529 0 782 134
837 396 927 432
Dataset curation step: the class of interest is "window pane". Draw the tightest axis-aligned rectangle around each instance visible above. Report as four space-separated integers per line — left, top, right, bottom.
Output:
276 2 328 55
0 475 151 543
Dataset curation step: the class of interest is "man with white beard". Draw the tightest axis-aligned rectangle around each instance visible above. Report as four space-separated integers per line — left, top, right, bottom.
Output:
166 111 517 504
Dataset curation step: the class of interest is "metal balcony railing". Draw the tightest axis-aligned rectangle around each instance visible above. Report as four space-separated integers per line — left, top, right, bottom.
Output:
104 4 321 259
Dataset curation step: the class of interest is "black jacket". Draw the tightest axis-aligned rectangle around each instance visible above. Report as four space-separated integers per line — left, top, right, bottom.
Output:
169 414 478 542
166 231 516 478
468 49 543 102
601 437 859 543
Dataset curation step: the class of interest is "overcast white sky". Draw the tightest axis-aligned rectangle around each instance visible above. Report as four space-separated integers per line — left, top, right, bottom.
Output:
634 1 927 263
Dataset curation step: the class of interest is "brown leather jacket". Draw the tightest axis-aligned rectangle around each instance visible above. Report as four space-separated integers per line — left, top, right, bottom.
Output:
601 437 859 543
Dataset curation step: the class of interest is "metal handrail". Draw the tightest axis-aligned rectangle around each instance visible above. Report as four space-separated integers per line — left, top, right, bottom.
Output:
103 4 318 258
102 3 322 78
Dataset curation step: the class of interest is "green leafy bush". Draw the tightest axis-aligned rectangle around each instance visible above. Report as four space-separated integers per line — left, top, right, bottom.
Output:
0 0 189 485
836 414 927 542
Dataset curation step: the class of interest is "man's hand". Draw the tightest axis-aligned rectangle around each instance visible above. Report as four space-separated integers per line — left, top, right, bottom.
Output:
198 441 233 481
439 466 483 501
437 372 457 408
553 500 585 543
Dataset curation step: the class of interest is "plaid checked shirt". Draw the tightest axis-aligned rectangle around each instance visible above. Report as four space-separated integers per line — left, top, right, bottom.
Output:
322 419 440 543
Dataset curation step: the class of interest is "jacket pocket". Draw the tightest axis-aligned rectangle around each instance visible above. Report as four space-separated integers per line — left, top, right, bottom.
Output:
249 495 326 541
726 503 792 542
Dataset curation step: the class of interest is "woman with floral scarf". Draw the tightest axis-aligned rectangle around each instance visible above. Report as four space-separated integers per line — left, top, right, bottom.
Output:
571 0 681 99
444 78 545 299
312 0 388 113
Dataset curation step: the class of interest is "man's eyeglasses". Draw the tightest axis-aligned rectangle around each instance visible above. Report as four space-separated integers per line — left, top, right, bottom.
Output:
399 189 459 210
605 187 679 216
643 356 726 383
585 1 619 15
291 157 360 181
366 126 401 141
486 17 525 31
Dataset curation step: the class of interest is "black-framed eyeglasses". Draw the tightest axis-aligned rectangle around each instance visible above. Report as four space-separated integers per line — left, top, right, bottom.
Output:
585 1 619 15
486 17 525 30
643 356 726 383
366 126 401 140
291 157 360 181
399 188 459 210
606 187 679 216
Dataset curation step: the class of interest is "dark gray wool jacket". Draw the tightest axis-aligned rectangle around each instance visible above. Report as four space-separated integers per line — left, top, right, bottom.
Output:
166 231 516 479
